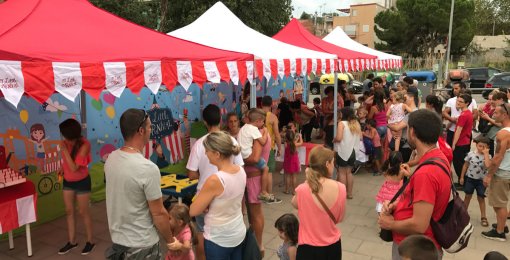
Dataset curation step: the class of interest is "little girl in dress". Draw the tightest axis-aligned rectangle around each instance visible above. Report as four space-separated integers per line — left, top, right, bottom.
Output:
274 213 299 260
166 204 196 260
386 91 411 151
283 131 302 194
375 151 404 214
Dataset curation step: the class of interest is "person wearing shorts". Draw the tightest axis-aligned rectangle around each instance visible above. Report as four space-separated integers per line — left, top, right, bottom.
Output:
482 104 510 242
57 119 95 255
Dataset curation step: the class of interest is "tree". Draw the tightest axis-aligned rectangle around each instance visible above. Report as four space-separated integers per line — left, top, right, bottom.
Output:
90 0 293 36
300 11 311 20
474 0 510 35
374 0 475 57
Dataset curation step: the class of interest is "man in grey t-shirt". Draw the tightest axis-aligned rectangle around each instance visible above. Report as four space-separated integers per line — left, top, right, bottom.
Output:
104 109 173 259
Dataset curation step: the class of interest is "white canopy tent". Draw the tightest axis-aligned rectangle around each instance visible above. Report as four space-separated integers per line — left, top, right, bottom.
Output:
323 27 402 70
169 1 338 84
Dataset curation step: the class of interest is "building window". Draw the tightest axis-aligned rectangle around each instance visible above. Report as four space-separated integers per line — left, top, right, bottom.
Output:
363 25 369 32
345 25 357 36
363 44 368 47
352 9 357 16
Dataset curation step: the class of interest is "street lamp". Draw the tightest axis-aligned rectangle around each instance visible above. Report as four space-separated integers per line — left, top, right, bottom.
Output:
444 0 455 86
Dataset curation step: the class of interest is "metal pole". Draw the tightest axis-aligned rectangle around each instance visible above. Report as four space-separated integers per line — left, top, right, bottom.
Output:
250 79 256 108
333 71 338 136
445 0 455 78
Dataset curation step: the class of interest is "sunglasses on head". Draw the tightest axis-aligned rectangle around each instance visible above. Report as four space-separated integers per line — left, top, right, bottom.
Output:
138 109 149 130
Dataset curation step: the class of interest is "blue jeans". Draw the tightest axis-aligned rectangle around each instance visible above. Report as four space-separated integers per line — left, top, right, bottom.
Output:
204 239 242 260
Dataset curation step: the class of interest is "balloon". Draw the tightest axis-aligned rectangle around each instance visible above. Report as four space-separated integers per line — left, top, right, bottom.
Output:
20 109 29 124
91 99 103 111
103 93 116 105
105 106 115 119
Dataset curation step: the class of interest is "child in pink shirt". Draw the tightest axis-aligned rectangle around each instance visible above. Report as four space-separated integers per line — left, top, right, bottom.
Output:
375 151 404 214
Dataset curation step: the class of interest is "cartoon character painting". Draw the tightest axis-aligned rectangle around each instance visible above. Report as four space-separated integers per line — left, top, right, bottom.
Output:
294 77 304 101
29 123 48 169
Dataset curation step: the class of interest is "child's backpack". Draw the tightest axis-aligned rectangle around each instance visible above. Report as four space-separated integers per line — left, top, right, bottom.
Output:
362 136 375 156
311 108 321 129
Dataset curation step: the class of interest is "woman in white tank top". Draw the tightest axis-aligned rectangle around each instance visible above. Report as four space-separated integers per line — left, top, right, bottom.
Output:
190 131 247 259
333 107 361 199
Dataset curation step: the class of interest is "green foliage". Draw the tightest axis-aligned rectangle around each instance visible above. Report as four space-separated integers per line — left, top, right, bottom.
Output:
300 11 311 20
90 0 293 36
474 0 510 35
374 0 475 57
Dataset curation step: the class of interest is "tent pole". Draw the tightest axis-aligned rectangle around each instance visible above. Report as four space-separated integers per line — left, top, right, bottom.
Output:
333 71 338 137
79 90 87 137
250 79 256 108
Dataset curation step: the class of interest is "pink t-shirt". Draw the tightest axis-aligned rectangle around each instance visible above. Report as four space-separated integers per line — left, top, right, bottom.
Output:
295 182 346 246
165 225 194 260
62 138 91 182
244 133 271 173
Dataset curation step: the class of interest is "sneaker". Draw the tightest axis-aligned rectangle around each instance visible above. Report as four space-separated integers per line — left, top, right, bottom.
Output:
58 242 78 255
257 193 270 202
481 228 507 242
81 242 95 255
265 194 282 204
491 223 509 234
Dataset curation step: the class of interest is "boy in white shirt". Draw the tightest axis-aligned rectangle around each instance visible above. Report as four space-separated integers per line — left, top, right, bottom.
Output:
238 108 275 203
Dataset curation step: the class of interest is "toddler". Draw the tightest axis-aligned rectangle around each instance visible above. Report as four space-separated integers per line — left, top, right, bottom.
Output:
363 119 382 175
460 136 491 227
357 107 368 132
166 204 196 260
283 131 302 195
274 214 299 260
375 151 404 214
386 91 411 151
237 108 273 202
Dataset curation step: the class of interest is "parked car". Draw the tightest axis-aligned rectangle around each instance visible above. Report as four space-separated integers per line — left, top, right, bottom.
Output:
466 67 503 93
310 72 362 95
482 72 510 99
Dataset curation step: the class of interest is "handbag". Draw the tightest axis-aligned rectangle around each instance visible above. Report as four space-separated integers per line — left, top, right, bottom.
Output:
242 189 262 260
427 162 473 253
378 159 446 242
313 192 337 223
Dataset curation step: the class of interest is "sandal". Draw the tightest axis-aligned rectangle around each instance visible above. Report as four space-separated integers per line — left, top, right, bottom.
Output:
283 190 290 195
347 195 353 199
481 217 489 227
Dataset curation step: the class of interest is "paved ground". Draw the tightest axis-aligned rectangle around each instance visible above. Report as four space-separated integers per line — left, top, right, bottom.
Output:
1 163 508 260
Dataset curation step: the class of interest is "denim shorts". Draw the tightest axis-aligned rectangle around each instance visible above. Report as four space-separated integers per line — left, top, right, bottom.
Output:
463 176 486 198
63 175 91 195
194 213 205 233
376 125 387 140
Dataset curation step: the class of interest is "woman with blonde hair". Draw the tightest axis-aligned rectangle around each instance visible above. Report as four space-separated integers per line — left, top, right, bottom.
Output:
334 107 361 199
190 131 247 259
292 146 346 259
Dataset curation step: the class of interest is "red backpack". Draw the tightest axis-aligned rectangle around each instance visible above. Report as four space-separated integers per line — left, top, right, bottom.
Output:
437 137 453 164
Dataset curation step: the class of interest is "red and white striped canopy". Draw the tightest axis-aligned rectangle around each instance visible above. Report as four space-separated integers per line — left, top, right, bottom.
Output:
0 0 255 107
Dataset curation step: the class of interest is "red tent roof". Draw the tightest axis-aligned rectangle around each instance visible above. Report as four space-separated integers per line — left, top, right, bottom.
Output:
0 0 254 106
273 19 377 71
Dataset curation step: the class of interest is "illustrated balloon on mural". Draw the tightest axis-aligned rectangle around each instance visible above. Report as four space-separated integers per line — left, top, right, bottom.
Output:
103 93 116 105
105 106 115 119
91 99 103 111
20 109 29 124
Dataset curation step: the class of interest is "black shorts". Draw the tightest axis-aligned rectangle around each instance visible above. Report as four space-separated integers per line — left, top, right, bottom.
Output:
63 175 91 194
335 150 355 168
296 239 342 260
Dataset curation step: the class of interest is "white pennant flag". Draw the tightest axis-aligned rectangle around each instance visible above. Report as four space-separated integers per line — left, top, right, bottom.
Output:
0 61 24 108
355 59 360 72
144 61 162 94
360 59 365 71
262 59 271 80
177 61 193 90
53 62 82 102
226 61 239 85
104 62 126 97
330 59 335 73
301 58 307 77
320 59 326 74
246 61 254 86
290 59 297 76
204 61 221 83
277 59 285 79
344 60 349 72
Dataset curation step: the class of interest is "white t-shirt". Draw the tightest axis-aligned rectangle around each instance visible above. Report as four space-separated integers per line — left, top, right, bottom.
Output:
445 96 477 131
237 124 262 159
104 150 162 248
186 133 244 191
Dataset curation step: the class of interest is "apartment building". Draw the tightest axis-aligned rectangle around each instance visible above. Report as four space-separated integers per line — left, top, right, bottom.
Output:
333 3 387 48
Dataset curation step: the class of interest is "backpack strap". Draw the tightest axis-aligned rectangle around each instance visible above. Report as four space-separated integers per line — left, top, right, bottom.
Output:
388 158 450 204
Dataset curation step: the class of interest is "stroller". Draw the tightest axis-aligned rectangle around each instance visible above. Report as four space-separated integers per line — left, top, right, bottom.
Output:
352 139 369 175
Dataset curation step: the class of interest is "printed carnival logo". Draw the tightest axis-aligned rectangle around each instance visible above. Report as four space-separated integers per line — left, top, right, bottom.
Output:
147 73 160 84
109 75 123 86
0 77 19 89
61 77 78 88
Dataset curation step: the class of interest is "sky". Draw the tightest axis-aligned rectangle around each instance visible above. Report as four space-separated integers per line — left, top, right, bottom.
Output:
292 0 382 18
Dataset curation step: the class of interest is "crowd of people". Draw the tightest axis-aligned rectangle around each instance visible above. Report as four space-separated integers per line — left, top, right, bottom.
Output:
53 72 510 259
